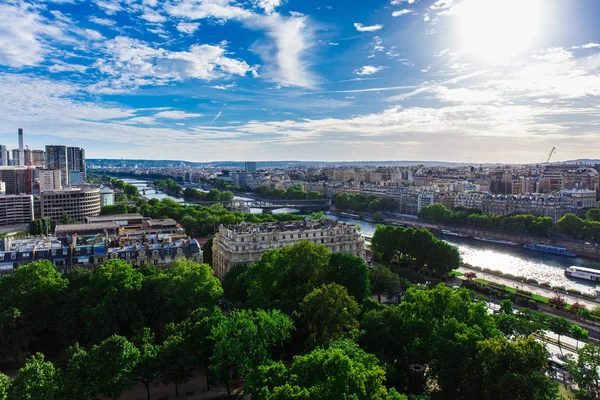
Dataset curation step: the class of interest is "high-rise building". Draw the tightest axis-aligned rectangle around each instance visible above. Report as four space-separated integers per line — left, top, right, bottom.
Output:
0 145 8 166
0 167 31 194
40 187 101 222
67 147 86 183
245 162 257 173
45 145 69 187
25 149 45 167
10 149 21 166
17 128 24 167
35 169 61 192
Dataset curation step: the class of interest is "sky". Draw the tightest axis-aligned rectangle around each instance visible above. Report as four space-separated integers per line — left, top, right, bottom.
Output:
0 0 599 163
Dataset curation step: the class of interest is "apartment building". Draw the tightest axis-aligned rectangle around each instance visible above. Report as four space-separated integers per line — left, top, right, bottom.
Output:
481 194 571 222
0 195 34 226
40 187 101 222
212 219 365 279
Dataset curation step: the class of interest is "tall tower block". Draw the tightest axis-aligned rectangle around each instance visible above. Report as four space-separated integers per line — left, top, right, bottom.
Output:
18 128 24 166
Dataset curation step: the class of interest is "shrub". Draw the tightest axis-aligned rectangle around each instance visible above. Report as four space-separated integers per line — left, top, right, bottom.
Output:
525 278 539 285
549 295 567 310
567 289 582 296
540 282 552 288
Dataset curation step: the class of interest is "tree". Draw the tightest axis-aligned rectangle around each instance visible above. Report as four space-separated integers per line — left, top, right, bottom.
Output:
321 252 370 302
0 373 10 400
301 284 361 347
123 184 139 198
246 340 407 400
547 317 572 356
10 353 58 400
210 309 293 396
372 212 383 222
158 330 193 398
567 343 600 394
369 265 401 302
160 259 223 324
586 207 600 222
133 328 160 400
201 236 213 266
557 213 585 238
29 218 51 235
81 259 144 339
476 337 558 400
87 335 140 400
571 324 588 350
59 213 74 224
59 343 95 400
0 307 28 364
221 263 249 305
548 295 566 310
500 299 513 315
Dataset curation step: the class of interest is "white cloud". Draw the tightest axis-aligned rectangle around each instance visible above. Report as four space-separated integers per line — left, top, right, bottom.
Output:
93 36 256 91
392 9 412 17
210 83 237 89
582 43 600 49
176 22 201 34
141 10 167 23
89 16 116 26
78 28 105 41
164 0 253 21
155 110 203 119
48 60 88 73
95 0 123 15
391 0 415 4
354 65 386 76
0 3 73 67
254 0 285 14
354 23 383 32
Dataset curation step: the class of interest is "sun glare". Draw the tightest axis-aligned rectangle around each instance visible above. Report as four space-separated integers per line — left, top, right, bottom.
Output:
455 0 542 62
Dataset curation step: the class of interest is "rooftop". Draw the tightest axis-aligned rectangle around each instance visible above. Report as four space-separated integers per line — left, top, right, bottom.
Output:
87 213 143 223
55 222 119 233
223 218 358 234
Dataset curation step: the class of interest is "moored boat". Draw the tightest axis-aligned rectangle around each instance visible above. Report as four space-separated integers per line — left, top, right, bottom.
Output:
521 243 576 257
473 237 518 246
565 266 600 282
440 229 470 238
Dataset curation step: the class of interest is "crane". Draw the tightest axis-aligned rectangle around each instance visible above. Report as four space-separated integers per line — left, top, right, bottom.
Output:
546 147 556 164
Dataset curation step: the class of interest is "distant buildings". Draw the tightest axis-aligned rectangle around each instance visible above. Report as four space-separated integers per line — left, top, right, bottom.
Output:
245 161 257 173
0 195 34 226
0 145 8 166
45 145 69 187
67 147 86 183
212 219 365 279
481 194 572 223
40 187 101 222
0 167 31 195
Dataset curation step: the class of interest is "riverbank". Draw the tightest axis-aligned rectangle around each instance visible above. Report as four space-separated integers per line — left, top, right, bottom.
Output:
330 210 600 260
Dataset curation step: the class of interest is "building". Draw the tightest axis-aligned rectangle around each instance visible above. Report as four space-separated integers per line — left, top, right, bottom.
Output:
0 234 202 276
481 194 571 223
40 187 101 222
26 149 46 167
0 167 31 194
0 145 8 166
100 187 115 206
454 192 485 211
67 147 86 183
11 149 21 166
563 168 599 191
0 195 34 226
245 162 257 173
55 222 120 238
561 189 597 210
87 213 144 225
417 187 438 212
212 219 365 279
45 145 69 187
35 169 61 193
231 172 258 187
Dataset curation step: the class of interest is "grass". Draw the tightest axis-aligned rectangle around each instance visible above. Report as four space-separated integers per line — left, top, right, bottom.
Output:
470 277 551 304
450 270 464 277
558 384 576 399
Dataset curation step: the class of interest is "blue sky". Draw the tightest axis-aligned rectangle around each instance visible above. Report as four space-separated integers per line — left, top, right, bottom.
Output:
0 0 599 162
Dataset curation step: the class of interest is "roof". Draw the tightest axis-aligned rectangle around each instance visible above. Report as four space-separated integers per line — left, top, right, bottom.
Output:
55 222 119 233
87 213 143 223
568 266 600 274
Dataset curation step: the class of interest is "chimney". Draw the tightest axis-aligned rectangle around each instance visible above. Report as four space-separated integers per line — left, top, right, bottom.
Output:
18 128 24 166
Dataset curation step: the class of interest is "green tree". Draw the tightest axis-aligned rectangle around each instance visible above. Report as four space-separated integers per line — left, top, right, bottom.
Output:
221 263 249 305
500 299 513 314
87 335 140 400
10 353 58 400
59 343 95 399
557 213 585 238
372 212 383 222
369 265 401 302
210 309 293 396
0 373 10 400
159 329 194 398
301 284 361 347
59 213 74 224
547 317 572 356
571 324 588 351
29 218 52 235
160 259 223 324
0 307 28 364
321 252 370 302
123 184 139 198
133 328 160 400
567 343 600 394
476 336 558 400
586 207 600 222
81 260 144 339
201 237 214 267
246 340 407 400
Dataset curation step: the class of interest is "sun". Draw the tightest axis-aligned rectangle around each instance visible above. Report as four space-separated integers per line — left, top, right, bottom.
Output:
454 0 542 62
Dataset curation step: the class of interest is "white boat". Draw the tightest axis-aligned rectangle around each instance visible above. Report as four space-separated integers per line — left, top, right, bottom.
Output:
565 266 600 282
440 229 470 238
474 237 518 246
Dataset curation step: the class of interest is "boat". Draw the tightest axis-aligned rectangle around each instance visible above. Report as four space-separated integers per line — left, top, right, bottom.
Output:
440 229 470 238
473 237 518 246
565 266 600 282
521 243 576 257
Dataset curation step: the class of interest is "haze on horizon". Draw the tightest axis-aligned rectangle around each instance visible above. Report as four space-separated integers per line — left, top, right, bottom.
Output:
0 0 598 163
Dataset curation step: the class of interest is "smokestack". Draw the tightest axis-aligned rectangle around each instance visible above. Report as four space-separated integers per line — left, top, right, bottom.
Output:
18 128 24 166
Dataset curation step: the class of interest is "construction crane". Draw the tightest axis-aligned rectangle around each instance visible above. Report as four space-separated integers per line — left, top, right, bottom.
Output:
546 147 556 164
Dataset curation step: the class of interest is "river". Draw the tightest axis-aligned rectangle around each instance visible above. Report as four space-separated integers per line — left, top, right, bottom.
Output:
325 213 600 295
121 179 600 294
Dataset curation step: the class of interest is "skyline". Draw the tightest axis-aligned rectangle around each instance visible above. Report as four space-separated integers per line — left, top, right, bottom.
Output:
0 0 599 162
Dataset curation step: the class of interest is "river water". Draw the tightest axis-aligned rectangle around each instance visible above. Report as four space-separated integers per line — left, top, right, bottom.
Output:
325 213 600 295
121 179 600 294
